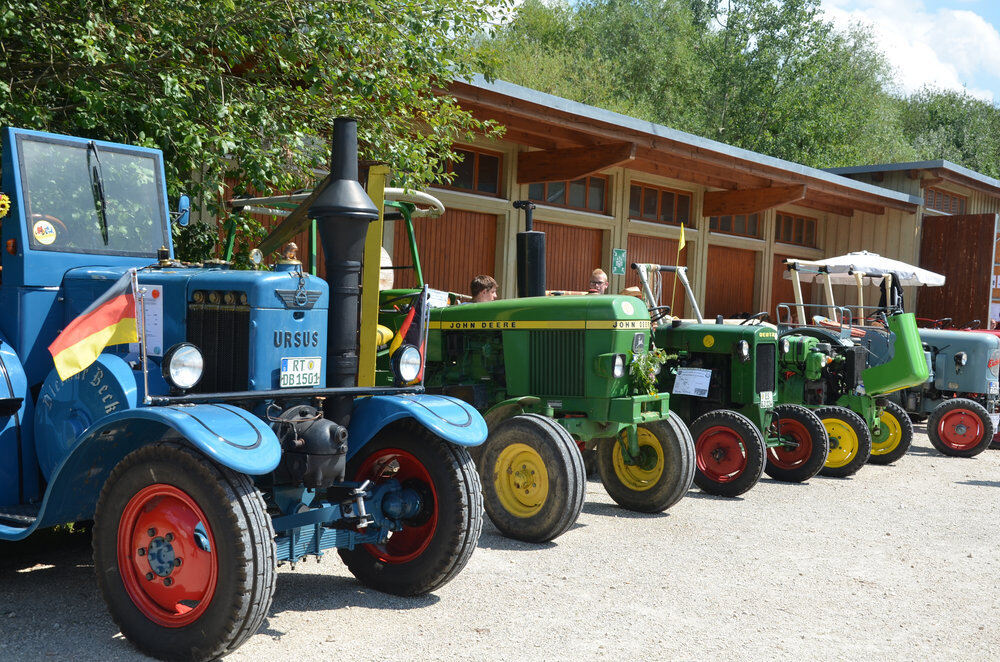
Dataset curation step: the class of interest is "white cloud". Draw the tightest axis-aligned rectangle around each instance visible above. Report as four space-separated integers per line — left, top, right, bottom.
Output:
820 0 1000 100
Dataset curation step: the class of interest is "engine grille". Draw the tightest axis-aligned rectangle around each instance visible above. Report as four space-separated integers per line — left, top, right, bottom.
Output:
755 342 776 392
187 290 250 393
529 330 585 397
844 345 866 388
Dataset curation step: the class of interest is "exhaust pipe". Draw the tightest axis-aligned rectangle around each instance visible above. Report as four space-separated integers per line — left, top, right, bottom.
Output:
513 200 545 297
309 118 379 424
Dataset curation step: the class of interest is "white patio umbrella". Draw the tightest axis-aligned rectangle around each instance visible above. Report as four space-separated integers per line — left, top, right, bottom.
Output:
783 250 945 287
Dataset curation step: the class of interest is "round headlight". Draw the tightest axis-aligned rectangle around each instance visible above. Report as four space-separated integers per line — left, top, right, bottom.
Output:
736 340 751 363
162 343 204 391
780 338 791 355
955 351 968 366
613 354 626 379
393 344 422 383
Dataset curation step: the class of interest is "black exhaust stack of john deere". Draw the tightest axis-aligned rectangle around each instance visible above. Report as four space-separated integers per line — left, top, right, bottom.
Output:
513 200 545 297
309 118 379 424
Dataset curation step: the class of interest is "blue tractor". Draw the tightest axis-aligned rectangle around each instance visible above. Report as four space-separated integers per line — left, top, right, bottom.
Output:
0 120 488 660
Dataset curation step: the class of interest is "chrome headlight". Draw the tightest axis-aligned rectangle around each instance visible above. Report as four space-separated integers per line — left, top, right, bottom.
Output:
393 344 422 383
780 338 791 355
955 351 968 367
736 340 751 363
162 343 204 391
613 354 626 379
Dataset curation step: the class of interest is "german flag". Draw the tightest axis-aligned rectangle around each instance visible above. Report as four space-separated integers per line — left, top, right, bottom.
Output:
48 270 138 380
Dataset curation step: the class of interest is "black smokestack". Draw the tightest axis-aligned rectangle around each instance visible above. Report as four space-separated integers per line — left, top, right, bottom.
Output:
309 118 379 423
513 200 545 297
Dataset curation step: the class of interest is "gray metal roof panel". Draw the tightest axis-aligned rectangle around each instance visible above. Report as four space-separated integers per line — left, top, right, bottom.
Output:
462 74 923 206
827 160 1000 192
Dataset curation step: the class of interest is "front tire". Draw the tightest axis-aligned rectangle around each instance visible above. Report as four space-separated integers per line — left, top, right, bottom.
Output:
869 400 913 465
927 398 995 457
765 404 829 482
596 413 695 512
478 414 586 543
339 422 483 596
816 406 872 477
690 410 766 497
93 443 276 662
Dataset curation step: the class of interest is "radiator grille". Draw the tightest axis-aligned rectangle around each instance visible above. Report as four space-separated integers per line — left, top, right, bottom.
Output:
529 330 585 397
187 290 250 393
755 342 776 393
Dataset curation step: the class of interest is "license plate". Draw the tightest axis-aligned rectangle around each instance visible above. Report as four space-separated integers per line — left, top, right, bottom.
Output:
759 391 774 408
990 382 999 395
990 413 1000 430
280 357 321 388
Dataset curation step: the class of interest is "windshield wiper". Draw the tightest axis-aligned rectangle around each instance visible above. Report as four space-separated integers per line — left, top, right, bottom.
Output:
88 140 110 245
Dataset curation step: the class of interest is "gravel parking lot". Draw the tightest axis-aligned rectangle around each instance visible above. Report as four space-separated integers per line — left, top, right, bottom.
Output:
2 425 998 661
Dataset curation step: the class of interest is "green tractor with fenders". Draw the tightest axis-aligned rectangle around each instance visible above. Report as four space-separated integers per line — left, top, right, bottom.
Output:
633 263 829 497
377 199 695 543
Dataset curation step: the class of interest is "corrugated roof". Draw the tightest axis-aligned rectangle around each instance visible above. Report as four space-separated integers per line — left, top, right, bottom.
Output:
828 160 1000 195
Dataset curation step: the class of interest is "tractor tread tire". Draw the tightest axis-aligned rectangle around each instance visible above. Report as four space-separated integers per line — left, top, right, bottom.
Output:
927 398 995 458
869 400 913 465
766 404 829 483
93 442 276 662
816 406 872 477
690 409 766 497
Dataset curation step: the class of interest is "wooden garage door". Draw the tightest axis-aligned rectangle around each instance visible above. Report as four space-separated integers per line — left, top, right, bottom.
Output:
705 245 756 318
625 234 684 317
393 209 497 295
771 253 814 323
917 213 997 325
534 220 603 291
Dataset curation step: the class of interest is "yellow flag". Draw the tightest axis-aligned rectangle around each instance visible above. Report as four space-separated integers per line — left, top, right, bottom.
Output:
678 223 686 252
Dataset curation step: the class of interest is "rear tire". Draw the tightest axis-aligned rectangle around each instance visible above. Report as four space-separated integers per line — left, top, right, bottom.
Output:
690 410 765 497
93 443 276 662
477 414 586 543
816 406 872 477
869 400 913 465
339 423 483 596
596 413 695 512
927 398 994 457
765 404 829 482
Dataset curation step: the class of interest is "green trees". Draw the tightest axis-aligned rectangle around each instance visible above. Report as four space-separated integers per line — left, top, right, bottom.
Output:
0 0 508 204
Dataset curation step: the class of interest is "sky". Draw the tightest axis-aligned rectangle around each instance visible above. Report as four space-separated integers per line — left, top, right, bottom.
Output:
819 0 1000 102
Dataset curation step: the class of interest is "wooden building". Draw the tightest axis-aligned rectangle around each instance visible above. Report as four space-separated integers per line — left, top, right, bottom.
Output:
382 75 926 321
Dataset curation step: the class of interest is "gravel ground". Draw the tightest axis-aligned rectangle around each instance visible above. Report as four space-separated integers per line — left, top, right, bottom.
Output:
2 425 998 661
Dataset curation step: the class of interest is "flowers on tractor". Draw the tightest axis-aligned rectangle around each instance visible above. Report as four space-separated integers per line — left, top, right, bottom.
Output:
630 345 669 395
0 193 10 219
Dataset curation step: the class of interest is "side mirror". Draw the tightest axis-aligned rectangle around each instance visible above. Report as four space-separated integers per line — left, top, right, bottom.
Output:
175 194 191 227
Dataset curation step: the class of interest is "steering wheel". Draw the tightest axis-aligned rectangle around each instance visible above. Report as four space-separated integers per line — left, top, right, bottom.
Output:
739 311 769 325
648 305 672 323
961 319 981 330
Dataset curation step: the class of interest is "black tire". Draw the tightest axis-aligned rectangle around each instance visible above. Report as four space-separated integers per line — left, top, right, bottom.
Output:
339 421 483 596
927 398 995 458
816 406 872 477
93 443 276 662
690 410 766 497
765 404 829 482
477 414 586 543
596 413 695 512
869 400 913 465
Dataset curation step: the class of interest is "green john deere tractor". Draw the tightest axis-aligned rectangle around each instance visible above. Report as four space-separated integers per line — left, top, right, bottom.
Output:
377 199 695 543
774 259 929 477
633 263 829 497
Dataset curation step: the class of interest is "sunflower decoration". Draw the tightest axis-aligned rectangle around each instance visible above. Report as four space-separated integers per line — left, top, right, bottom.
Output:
0 193 9 219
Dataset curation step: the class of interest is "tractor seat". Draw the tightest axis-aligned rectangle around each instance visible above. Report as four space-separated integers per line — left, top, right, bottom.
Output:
376 324 394 349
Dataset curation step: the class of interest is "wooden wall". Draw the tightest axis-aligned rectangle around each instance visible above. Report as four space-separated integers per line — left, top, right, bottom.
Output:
534 219 604 291
704 245 757 317
392 209 498 294
771 253 814 322
625 234 685 317
917 214 997 325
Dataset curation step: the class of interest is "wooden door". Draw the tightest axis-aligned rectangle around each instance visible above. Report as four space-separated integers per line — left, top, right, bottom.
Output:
917 214 997 326
625 233 685 317
705 245 757 318
392 209 498 295
534 220 603 291
771 253 813 323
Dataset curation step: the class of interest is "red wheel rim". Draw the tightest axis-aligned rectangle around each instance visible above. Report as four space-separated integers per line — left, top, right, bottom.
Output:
117 484 218 628
769 418 812 469
695 425 748 483
355 448 438 564
937 409 985 450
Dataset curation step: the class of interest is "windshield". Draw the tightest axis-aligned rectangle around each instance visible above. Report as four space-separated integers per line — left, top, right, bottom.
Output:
16 134 168 256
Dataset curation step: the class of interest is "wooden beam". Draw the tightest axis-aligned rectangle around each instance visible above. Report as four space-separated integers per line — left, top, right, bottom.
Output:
636 146 773 190
919 176 944 188
517 142 636 183
796 198 854 218
629 159 739 190
703 185 806 216
808 190 885 216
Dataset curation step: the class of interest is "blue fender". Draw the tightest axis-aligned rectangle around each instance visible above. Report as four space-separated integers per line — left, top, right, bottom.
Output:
346 394 488 461
0 403 281 540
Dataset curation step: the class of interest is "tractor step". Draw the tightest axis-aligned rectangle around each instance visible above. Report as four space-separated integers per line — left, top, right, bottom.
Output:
0 504 40 527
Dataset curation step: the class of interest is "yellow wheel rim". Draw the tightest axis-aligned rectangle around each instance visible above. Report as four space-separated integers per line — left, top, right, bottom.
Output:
871 410 902 456
611 427 664 491
823 417 859 468
493 443 549 518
